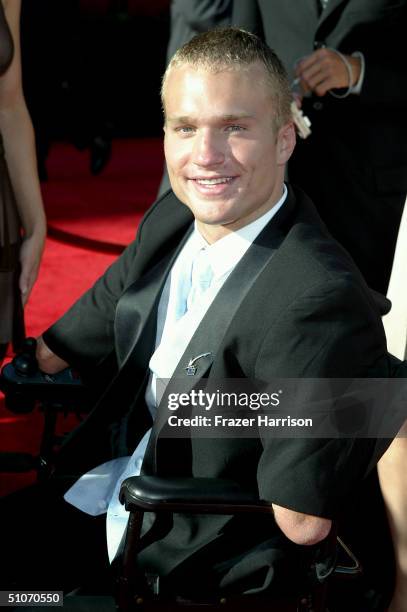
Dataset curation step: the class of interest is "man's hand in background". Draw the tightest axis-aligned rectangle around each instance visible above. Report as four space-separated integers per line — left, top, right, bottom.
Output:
295 48 361 97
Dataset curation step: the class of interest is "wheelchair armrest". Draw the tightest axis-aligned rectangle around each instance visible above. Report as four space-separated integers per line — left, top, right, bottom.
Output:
120 475 271 515
120 477 363 575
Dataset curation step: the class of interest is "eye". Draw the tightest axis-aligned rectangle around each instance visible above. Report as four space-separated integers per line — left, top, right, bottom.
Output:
225 125 246 133
175 126 195 135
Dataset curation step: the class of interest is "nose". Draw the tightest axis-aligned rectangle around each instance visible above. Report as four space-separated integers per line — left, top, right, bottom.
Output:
192 130 225 167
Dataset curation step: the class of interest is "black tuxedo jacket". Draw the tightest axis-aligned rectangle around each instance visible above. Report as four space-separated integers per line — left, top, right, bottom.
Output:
232 0 407 293
43 185 390 595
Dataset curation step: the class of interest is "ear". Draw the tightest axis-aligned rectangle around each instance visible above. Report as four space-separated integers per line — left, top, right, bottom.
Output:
277 123 296 165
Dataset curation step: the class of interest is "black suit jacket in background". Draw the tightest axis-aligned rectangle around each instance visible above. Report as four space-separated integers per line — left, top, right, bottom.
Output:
232 0 407 294
41 185 391 595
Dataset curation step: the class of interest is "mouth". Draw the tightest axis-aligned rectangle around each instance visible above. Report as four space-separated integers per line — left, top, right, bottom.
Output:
193 177 235 185
188 176 237 195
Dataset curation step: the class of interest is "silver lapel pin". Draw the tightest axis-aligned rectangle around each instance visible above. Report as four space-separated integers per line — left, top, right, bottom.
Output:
185 352 212 376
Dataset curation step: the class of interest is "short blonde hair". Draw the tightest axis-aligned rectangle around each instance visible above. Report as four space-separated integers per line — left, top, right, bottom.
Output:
161 27 292 131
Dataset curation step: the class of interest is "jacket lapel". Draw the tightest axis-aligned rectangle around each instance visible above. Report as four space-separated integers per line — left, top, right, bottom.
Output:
114 227 193 370
114 190 196 370
307 0 322 20
316 0 348 32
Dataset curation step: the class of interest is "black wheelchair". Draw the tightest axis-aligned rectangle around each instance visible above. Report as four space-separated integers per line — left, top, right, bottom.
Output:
0 340 371 612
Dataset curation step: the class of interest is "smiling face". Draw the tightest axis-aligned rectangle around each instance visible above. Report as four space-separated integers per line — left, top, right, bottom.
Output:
163 61 295 243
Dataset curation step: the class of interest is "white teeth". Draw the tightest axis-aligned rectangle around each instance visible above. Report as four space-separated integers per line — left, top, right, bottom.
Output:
196 177 232 185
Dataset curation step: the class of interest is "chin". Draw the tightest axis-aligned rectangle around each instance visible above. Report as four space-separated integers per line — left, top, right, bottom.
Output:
192 206 233 225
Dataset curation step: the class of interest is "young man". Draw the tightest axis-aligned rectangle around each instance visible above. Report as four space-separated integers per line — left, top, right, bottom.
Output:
2 28 390 603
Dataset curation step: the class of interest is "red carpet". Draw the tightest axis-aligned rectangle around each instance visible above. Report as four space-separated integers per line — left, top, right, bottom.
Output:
44 139 164 250
0 138 163 495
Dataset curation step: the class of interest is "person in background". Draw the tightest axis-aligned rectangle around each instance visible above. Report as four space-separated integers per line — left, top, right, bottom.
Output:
0 0 46 364
232 0 407 296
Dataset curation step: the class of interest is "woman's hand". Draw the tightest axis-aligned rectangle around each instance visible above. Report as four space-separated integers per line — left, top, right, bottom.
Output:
19 229 45 305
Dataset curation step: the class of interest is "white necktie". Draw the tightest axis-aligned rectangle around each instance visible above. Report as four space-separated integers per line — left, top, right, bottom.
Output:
186 247 213 311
